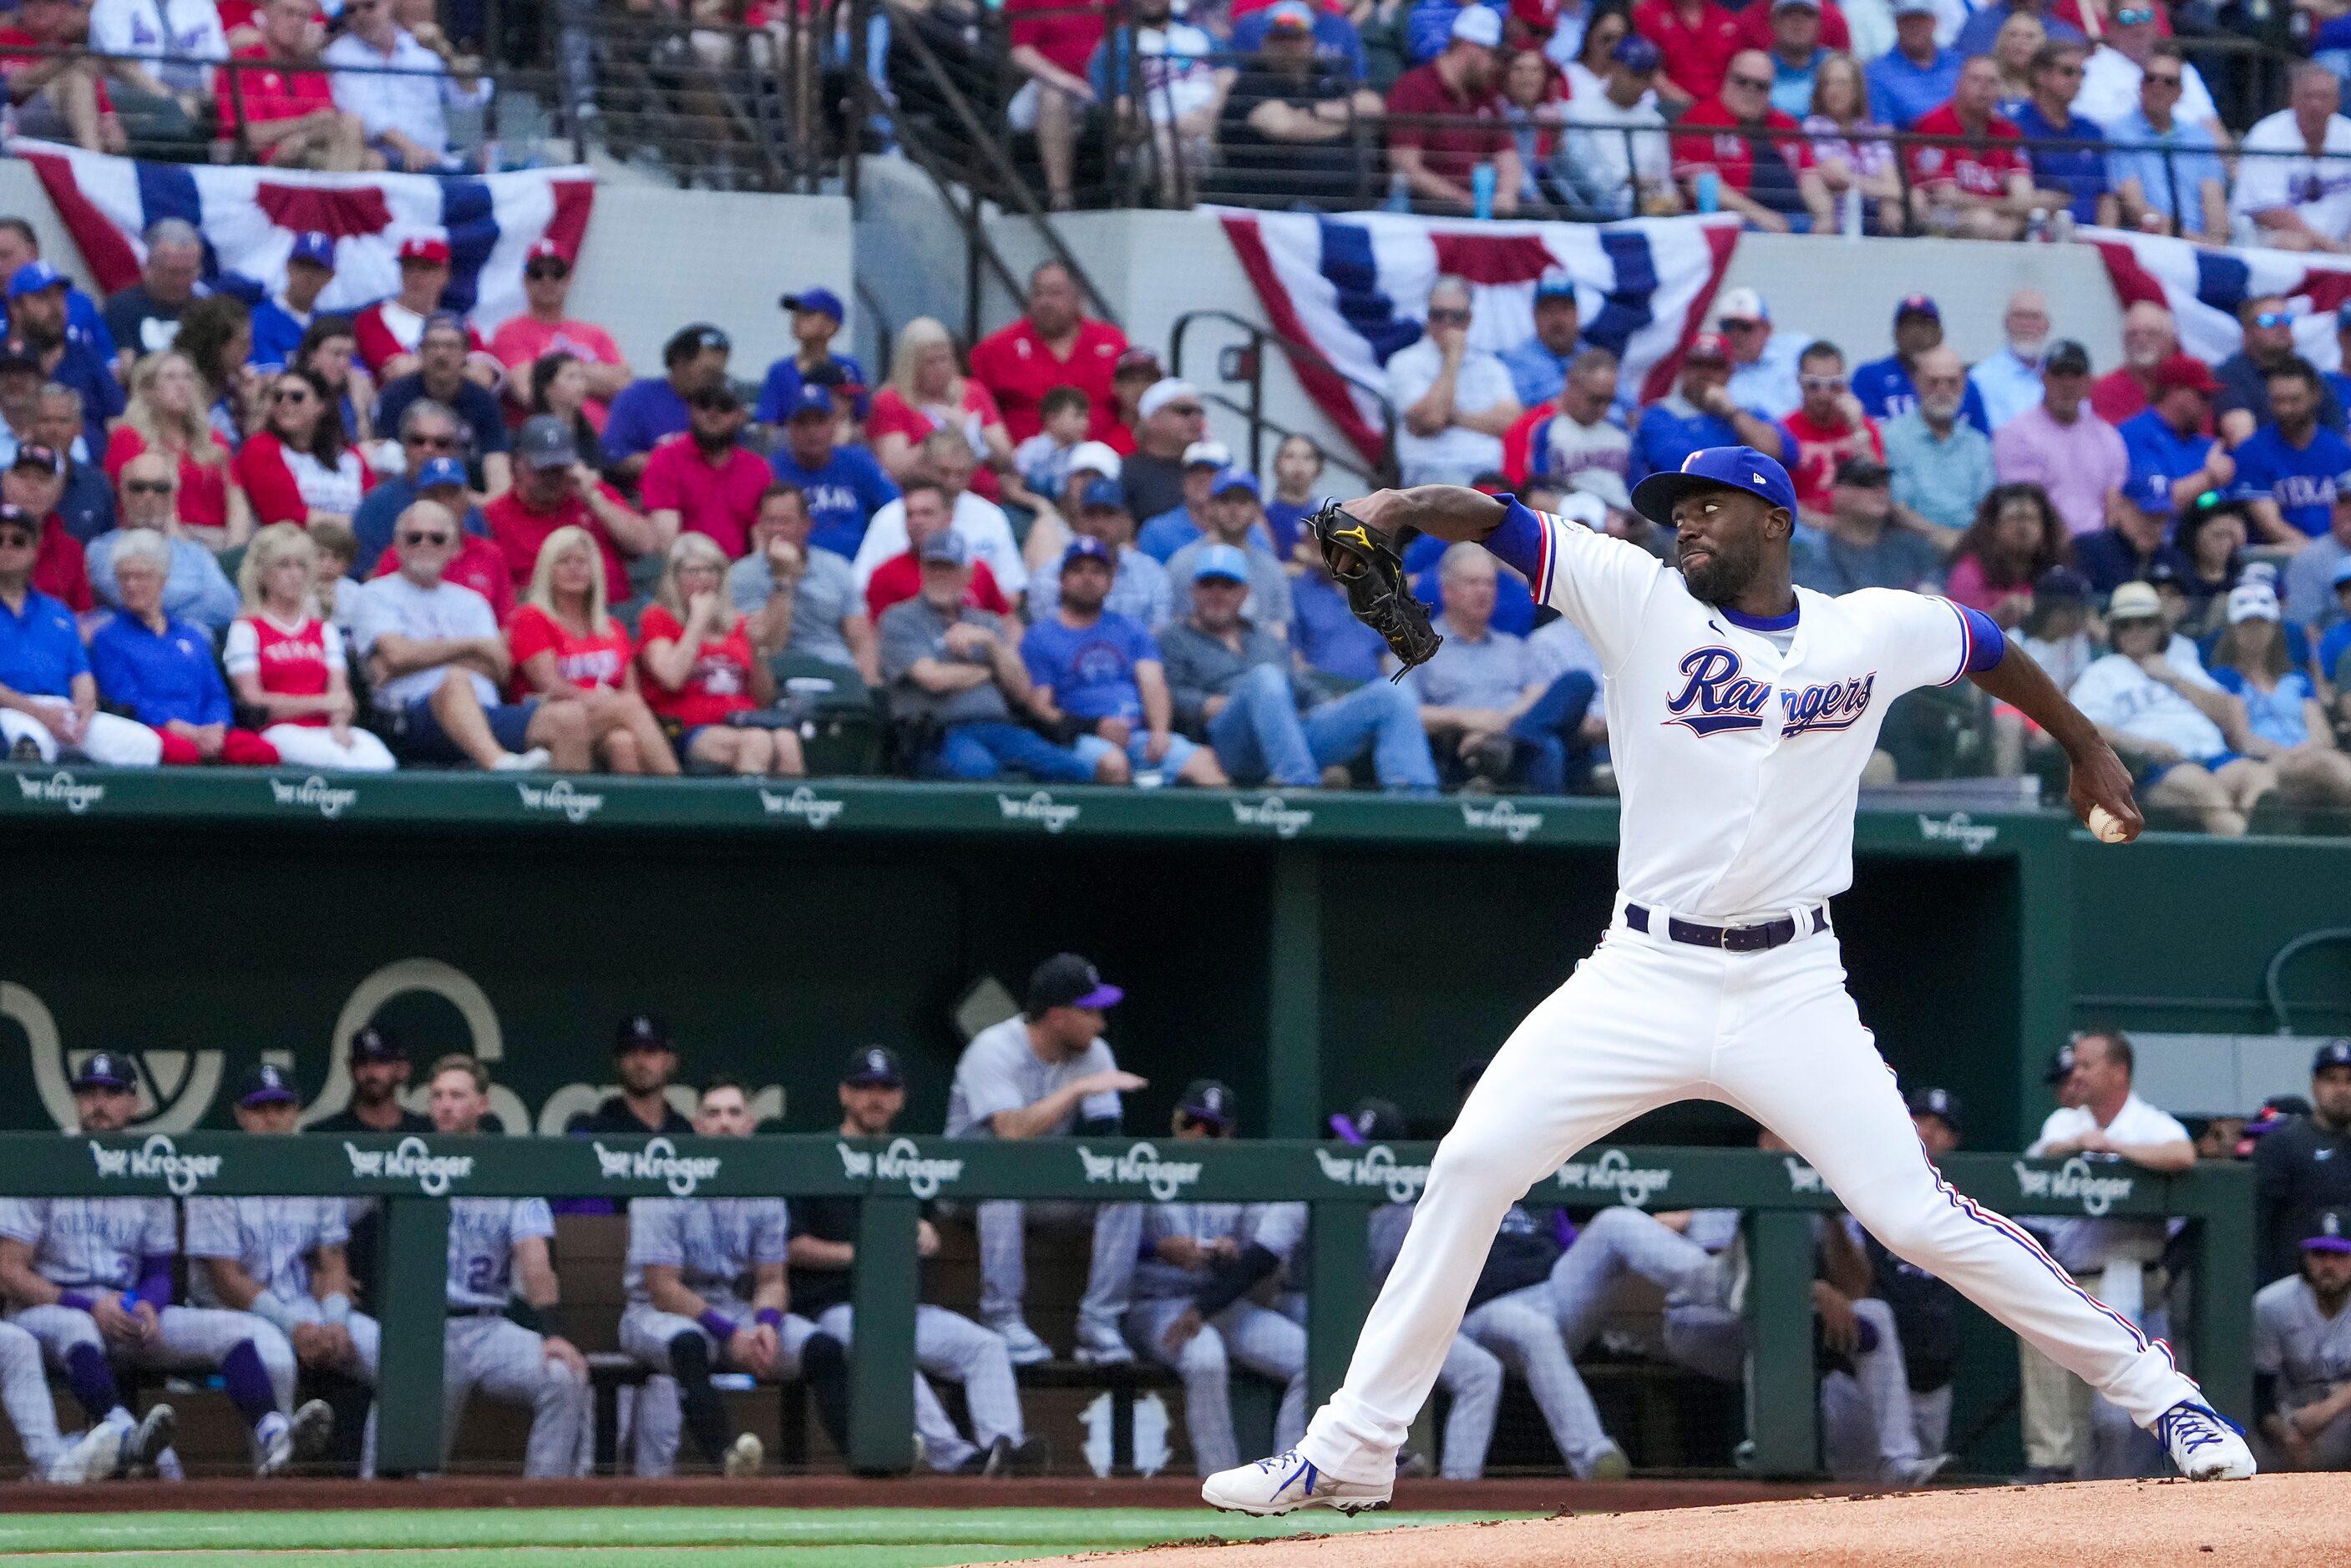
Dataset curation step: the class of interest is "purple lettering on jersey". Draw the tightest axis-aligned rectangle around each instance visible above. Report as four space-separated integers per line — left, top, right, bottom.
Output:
1664 646 1772 735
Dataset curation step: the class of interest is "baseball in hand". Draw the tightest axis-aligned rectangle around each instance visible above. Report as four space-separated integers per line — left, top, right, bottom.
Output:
2086 806 2128 844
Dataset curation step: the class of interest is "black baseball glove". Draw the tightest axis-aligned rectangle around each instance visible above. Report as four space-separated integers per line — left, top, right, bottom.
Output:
1308 500 1442 679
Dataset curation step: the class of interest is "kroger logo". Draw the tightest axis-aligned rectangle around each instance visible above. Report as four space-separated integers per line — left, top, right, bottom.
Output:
270 775 359 819
761 786 844 828
344 1136 475 1195
1461 799 1543 843
89 1134 221 1196
1555 1147 1674 1208
516 779 604 823
1077 1141 1203 1201
16 771 103 814
1231 795 1314 839
838 1138 966 1199
593 1137 722 1196
1783 1156 1825 1195
2013 1156 2135 1217
997 791 1081 832
1918 812 1999 853
1315 1144 1431 1204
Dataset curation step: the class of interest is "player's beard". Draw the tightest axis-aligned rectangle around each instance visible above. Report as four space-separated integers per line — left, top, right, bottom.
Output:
1675 532 1760 604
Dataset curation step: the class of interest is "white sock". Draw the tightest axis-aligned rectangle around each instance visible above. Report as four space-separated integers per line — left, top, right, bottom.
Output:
257 1410 288 1444
105 1406 134 1429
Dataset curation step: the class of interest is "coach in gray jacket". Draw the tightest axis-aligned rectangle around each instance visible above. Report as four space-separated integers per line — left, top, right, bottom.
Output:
1159 545 1436 790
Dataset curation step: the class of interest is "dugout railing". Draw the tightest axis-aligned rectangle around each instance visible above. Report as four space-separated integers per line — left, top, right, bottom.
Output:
0 1131 2252 1479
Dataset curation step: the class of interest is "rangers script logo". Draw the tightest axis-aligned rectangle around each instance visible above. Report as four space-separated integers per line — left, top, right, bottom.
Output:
1665 648 1876 738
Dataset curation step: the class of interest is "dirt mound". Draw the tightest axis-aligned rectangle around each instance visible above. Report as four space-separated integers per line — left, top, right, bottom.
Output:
987 1474 2333 1568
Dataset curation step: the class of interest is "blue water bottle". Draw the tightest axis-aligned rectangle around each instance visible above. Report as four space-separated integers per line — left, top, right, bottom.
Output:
1472 161 1496 220
1694 170 1720 215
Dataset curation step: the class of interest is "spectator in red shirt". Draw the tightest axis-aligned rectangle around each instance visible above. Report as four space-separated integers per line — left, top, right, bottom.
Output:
1386 8 1521 215
2090 301 2181 429
1107 346 1162 453
489 240 631 428
105 351 251 549
869 316 1040 512
508 524 679 774
234 367 371 529
864 480 1013 621
367 456 514 622
1004 0 1107 210
485 416 661 607
1631 0 1746 108
637 532 803 776
1778 341 1886 518
0 0 125 153
1672 48 1832 230
1906 54 2055 239
231 0 379 169
640 381 771 559
353 235 495 386
1736 0 1850 53
9 445 92 612
967 261 1129 445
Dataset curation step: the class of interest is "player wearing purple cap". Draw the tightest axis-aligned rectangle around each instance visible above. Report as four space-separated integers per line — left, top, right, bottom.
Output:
1208 447 2254 1513
2252 1207 2351 1469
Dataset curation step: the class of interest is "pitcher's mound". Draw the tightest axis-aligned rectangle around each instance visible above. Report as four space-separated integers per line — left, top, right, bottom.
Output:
995 1474 2335 1567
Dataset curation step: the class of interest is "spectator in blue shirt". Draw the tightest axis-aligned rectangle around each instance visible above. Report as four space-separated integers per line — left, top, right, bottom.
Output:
2119 353 2236 512
1628 334 1786 483
1291 559 1391 683
89 531 277 767
1136 443 1239 562
2232 359 2351 544
1021 540 1227 786
603 322 731 484
1852 296 1991 430
2009 40 2115 226
2207 579 2351 813
1231 0 1369 81
755 289 869 426
352 404 489 576
1263 433 1325 559
2075 466 2195 596
1866 0 1961 129
1499 272 1588 408
87 453 240 632
1953 0 2084 58
2317 561 2351 685
1766 0 1830 117
2106 41 2227 240
0 219 115 367
8 263 123 460
32 384 111 542
248 231 336 373
0 503 162 766
768 383 900 561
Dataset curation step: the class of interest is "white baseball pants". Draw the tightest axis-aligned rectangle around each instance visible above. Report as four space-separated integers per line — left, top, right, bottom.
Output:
0 1319 67 1474
13 1302 296 1405
814 1302 1028 1457
261 723 398 771
0 704 160 766
1127 1296 1305 1476
1296 913 2202 1485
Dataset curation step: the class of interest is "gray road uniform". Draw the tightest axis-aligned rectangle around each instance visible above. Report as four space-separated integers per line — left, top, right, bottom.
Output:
2254 1273 2351 1469
441 1196 590 1477
1130 1200 1309 1476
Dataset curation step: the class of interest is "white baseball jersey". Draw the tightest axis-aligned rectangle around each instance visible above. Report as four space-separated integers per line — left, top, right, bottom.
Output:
184 1196 349 1306
1502 499 1980 921
623 1196 789 1308
445 1196 554 1309
2253 1272 2351 1412
1134 1201 1306 1301
0 1197 174 1291
2029 1095 2190 1272
945 1016 1123 1139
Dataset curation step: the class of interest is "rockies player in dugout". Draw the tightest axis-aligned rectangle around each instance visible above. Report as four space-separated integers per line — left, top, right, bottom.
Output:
2253 1207 2351 1470
1206 446 2256 1512
787 1048 1045 1475
185 1066 362 1469
0 1054 329 1478
428 1055 592 1477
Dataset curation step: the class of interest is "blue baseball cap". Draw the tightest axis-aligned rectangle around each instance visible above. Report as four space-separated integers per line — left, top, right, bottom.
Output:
2315 1039 2351 1075
2123 465 2176 517
1061 535 1114 571
1190 543 1251 584
237 1062 300 1108
842 1045 903 1088
787 383 835 418
1894 294 1940 323
1534 268 1578 300
1610 33 1661 69
1078 477 1126 511
1212 467 1260 500
416 456 468 490
7 260 66 299
1906 1085 1962 1136
289 231 335 270
781 286 845 321
71 1051 139 1092
1629 445 1798 525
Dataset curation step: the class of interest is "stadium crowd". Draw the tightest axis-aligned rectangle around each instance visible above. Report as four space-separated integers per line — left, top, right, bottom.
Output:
8 959 2348 1484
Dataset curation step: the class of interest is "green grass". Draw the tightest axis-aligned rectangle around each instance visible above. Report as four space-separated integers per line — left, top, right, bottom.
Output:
0 1506 1520 1566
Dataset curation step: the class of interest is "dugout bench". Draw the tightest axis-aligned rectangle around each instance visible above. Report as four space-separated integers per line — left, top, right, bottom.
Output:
0 1134 2253 1479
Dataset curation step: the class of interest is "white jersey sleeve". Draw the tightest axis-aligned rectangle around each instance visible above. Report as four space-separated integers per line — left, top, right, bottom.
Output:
628 1199 686 1270
221 618 261 675
0 1198 44 1248
1072 1039 1123 1124
509 1198 555 1246
182 1197 241 1260
1485 498 1665 674
1843 589 1976 695
751 1197 791 1266
1246 1201 1309 1262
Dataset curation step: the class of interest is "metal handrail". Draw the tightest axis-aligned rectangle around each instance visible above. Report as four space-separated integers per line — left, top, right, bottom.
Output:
1171 305 1397 484
2265 928 2351 1035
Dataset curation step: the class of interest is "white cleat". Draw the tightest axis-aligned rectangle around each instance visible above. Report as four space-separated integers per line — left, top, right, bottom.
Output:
129 1404 175 1470
1203 1449 1393 1516
723 1431 763 1478
990 1319 1055 1367
46 1423 124 1485
2157 1401 2257 1480
1880 1452 1950 1490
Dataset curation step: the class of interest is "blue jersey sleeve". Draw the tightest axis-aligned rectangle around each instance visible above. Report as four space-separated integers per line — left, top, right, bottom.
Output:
1956 603 2005 675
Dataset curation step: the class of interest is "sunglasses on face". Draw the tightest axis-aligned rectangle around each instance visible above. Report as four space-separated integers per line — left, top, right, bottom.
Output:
405 432 459 450
524 265 569 282
401 529 452 545
2145 72 2183 88
1728 73 1772 91
1426 308 1472 325
272 387 313 404
0 530 33 549
124 479 173 494
2255 311 2295 329
690 395 741 412
2114 7 2154 21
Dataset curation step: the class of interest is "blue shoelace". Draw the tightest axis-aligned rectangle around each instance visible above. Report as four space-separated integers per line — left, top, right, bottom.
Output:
2160 1404 2230 1454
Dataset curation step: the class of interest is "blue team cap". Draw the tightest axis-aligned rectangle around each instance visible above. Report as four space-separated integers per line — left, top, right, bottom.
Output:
788 383 836 418
1061 535 1114 571
70 1051 139 1092
1534 268 1578 300
1079 477 1126 512
1894 294 1940 324
780 286 845 321
6 260 66 299
1906 1085 1963 1136
1211 467 1261 500
289 231 336 270
416 456 467 490
1629 445 1799 525
2315 1039 2351 1075
1190 543 1251 584
237 1063 301 1108
2124 465 2176 517
1610 33 1662 69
